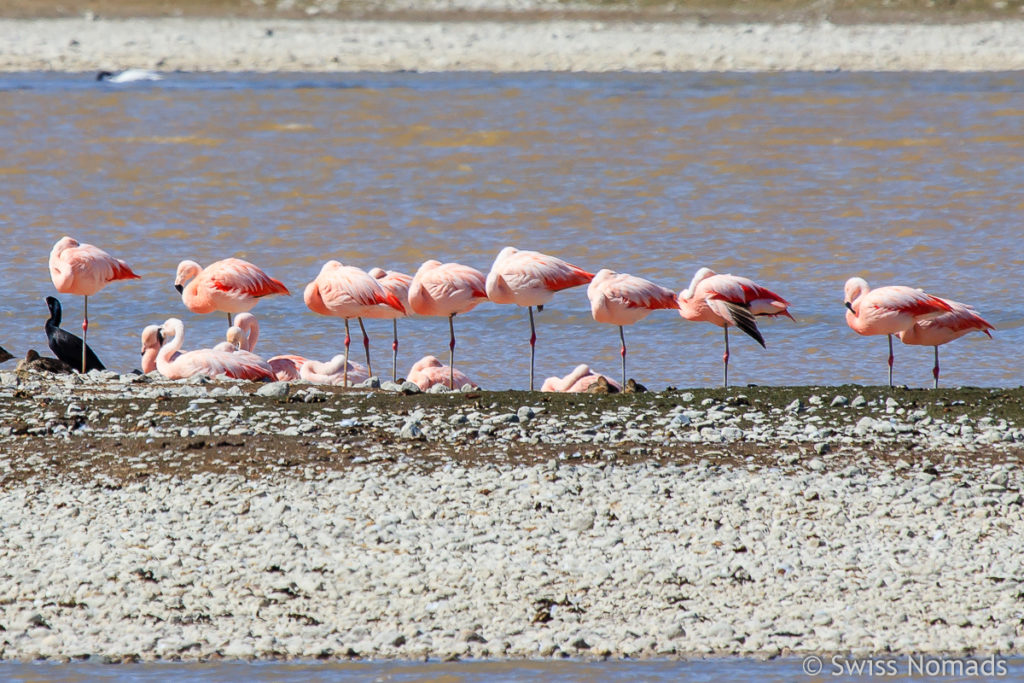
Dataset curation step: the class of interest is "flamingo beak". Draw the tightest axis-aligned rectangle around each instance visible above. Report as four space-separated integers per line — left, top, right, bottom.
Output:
844 302 854 313
156 329 165 345
174 284 184 294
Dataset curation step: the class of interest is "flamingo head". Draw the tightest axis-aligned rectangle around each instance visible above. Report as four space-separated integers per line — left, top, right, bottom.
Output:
680 267 716 300
368 267 387 279
159 318 183 343
140 325 162 355
843 277 870 313
174 260 202 293
225 326 245 350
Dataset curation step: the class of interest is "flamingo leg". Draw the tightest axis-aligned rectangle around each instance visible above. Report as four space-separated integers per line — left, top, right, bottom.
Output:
619 325 626 388
226 312 233 327
358 317 373 379
528 306 537 392
343 318 351 388
81 295 89 374
887 334 894 388
933 345 940 389
723 326 730 388
392 319 399 384
449 314 457 390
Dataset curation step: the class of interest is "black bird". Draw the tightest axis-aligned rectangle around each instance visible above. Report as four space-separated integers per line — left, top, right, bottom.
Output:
45 296 105 373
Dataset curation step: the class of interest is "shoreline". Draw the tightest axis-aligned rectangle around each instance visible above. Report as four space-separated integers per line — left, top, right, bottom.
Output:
4 17 1024 72
0 371 1021 661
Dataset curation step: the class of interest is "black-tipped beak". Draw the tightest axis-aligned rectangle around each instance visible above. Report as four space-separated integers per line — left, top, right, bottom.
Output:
844 302 854 313
174 284 184 294
156 329 165 345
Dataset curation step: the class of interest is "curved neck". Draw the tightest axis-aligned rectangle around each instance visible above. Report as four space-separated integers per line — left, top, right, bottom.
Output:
157 323 185 369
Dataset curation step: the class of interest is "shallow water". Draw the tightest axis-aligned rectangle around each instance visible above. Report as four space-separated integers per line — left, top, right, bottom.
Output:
1 72 1021 389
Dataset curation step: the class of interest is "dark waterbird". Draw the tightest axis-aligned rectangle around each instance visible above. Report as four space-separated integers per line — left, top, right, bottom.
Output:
45 296 105 373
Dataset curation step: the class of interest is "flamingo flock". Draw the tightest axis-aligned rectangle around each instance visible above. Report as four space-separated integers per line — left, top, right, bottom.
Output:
39 236 996 390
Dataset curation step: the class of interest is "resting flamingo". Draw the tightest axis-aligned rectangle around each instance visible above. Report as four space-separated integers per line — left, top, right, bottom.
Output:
228 312 308 382
406 355 478 392
363 267 413 383
140 324 165 374
541 364 622 393
677 267 794 387
486 246 594 391
155 318 274 381
304 261 405 387
898 298 994 388
586 269 679 388
300 355 370 386
843 277 953 387
409 259 489 389
174 257 289 327
49 236 140 372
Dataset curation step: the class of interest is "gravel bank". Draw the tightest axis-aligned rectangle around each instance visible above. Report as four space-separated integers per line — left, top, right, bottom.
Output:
4 17 1024 72
0 369 1022 661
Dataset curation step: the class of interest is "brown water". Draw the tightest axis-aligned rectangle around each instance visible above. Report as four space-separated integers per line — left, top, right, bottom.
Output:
1 72 1021 388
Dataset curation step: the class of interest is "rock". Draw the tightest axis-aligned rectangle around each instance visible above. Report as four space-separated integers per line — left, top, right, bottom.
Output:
400 381 422 395
851 394 867 408
380 381 404 392
517 406 535 422
830 395 848 407
255 382 289 399
400 420 425 440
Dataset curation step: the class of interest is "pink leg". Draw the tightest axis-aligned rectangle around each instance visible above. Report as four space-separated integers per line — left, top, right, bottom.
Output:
449 314 456 390
358 317 373 379
619 325 627 388
392 319 399 384
722 326 730 388
528 306 537 392
81 295 89 373
343 318 351 388
933 345 940 389
887 334 894 388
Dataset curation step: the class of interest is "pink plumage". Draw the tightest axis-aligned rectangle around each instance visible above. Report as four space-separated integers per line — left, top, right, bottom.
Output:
50 236 140 296
155 318 274 381
898 297 994 388
175 257 289 318
406 355 478 391
541 364 622 393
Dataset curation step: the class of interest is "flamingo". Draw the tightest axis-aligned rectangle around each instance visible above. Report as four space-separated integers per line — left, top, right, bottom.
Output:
406 355 479 392
586 269 679 388
300 355 371 386
486 246 594 391
140 324 164 374
898 298 994 388
843 277 954 387
45 296 105 373
541 364 622 393
155 318 274 381
408 259 489 389
363 267 413 383
174 257 290 327
677 268 794 387
225 312 307 381
211 325 277 378
49 236 140 372
304 261 405 387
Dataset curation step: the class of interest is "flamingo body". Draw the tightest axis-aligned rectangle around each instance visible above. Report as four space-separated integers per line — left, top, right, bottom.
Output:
49 236 140 297
408 260 488 317
156 318 274 381
541 364 622 393
300 355 370 386
485 246 593 308
586 269 678 326
140 324 164 374
175 258 289 317
406 355 478 391
898 298 994 388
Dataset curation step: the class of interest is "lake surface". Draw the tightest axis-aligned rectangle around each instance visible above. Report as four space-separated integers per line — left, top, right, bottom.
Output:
1 72 1021 389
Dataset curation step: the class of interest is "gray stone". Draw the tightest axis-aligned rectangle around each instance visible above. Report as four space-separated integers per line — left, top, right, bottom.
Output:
255 382 289 399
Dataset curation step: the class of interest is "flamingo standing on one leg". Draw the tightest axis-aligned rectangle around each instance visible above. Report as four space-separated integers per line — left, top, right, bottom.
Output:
363 267 413 383
49 236 140 373
227 312 307 381
304 261 405 387
406 355 479 392
843 277 954 387
898 298 994 388
174 257 289 327
155 318 275 381
409 260 489 390
541 364 622 393
486 246 594 391
677 267 794 388
586 269 679 388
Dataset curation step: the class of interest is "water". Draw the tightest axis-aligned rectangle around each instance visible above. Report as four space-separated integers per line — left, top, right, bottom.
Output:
4 657 1021 682
1 71 1022 389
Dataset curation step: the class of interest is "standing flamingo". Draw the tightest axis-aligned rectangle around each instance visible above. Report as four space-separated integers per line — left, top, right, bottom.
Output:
304 261 405 387
677 267 794 387
541 364 622 393
586 269 679 388
486 246 594 390
155 318 275 381
406 355 479 392
898 298 994 388
174 257 289 327
408 259 489 390
49 236 140 372
363 267 413 383
843 277 954 387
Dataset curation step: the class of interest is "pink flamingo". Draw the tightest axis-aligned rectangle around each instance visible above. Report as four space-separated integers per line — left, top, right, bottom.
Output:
408 259 489 389
843 277 954 387
304 260 405 387
211 324 277 378
228 312 308 382
898 298 994 388
587 268 679 388
486 246 594 390
363 267 413 383
140 324 164 374
541 364 622 393
155 318 275 381
174 257 290 327
406 355 478 392
677 267 794 387
49 236 141 372
300 355 370 386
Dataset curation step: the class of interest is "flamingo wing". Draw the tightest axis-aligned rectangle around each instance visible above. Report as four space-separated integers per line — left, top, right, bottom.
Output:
871 286 953 317
606 275 679 311
207 258 290 298
505 251 594 293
